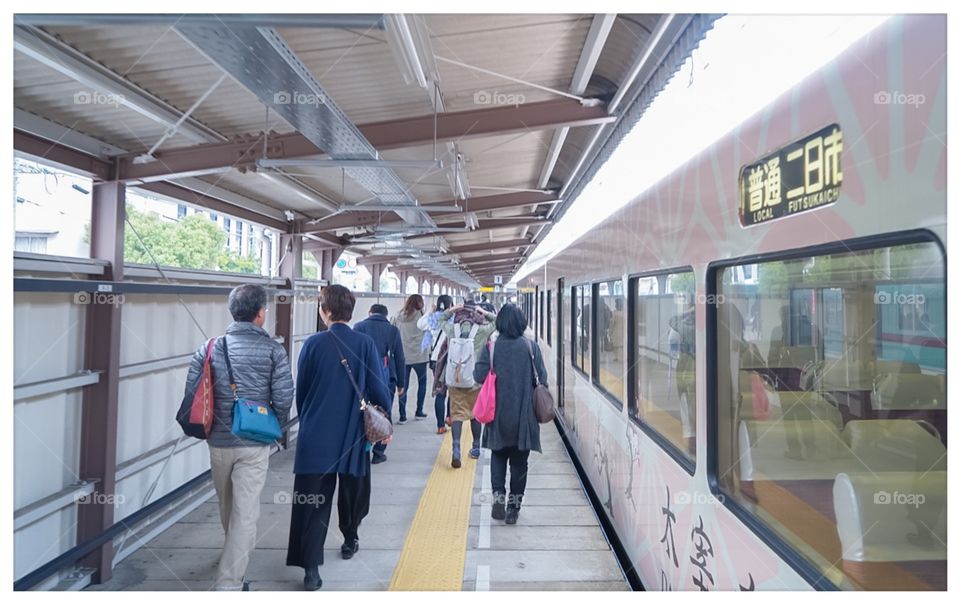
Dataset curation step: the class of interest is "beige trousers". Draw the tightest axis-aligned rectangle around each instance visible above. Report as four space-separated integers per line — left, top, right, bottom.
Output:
208 444 271 590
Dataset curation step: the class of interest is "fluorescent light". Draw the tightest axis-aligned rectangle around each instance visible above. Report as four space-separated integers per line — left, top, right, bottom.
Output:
385 15 438 90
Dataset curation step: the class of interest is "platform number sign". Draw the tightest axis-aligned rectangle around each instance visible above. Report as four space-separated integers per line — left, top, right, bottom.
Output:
494 275 503 285
739 124 843 227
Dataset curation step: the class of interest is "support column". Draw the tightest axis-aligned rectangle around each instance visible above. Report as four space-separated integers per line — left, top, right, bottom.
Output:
78 180 125 583
399 271 408 295
319 247 344 283
276 232 302 356
370 263 383 294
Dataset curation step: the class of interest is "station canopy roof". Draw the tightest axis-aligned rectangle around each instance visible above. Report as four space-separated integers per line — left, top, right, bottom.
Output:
14 13 717 287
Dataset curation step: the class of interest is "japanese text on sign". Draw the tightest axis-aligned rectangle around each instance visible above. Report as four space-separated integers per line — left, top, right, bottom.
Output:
739 124 843 227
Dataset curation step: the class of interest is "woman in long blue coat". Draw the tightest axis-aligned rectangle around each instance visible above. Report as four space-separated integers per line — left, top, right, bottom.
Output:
286 285 392 591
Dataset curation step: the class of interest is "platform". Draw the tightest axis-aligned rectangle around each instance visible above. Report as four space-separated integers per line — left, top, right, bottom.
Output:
90 404 627 591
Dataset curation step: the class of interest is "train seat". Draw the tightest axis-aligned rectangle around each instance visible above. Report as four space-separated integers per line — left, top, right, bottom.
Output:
833 471 946 562
820 359 874 391
738 419 857 481
739 388 842 429
874 360 922 375
872 373 946 410
841 420 946 473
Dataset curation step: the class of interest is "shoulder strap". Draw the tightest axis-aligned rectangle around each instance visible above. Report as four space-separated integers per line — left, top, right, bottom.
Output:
330 335 366 408
221 336 239 401
524 338 541 387
468 322 480 340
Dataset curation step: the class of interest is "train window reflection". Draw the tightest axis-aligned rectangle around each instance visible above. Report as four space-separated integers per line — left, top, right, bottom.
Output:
596 279 625 403
573 284 591 374
715 239 946 590
631 270 697 460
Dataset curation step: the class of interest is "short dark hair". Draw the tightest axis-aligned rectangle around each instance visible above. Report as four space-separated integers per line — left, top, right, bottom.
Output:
436 294 454 311
228 284 267 322
321 284 356 322
495 303 527 338
370 303 388 316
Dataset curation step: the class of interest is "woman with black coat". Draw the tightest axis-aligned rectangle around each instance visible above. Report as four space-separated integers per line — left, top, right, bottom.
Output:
473 304 547 525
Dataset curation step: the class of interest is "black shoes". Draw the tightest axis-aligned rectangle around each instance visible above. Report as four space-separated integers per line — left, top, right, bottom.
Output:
303 567 322 591
242 581 251 591
415 411 428 419
491 502 506 520
341 539 360 559
451 455 462 469
505 507 520 525
372 452 387 464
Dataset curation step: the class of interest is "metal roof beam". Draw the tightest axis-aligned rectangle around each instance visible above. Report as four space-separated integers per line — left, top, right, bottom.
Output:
448 239 532 254
16 14 385 28
300 191 557 233
137 182 289 232
404 217 550 240
117 100 612 183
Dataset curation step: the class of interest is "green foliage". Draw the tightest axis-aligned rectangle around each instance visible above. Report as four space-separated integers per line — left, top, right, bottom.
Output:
124 205 260 273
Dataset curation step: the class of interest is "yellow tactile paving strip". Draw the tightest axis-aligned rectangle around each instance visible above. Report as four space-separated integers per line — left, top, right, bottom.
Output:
389 429 478 591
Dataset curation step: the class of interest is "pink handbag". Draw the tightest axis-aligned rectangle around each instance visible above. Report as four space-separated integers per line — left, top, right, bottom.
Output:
473 341 497 424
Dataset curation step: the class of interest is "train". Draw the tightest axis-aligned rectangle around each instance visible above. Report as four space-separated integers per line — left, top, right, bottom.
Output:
518 14 946 591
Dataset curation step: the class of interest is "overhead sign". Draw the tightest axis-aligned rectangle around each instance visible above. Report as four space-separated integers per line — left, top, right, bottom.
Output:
478 286 495 292
494 275 503 285
739 124 843 227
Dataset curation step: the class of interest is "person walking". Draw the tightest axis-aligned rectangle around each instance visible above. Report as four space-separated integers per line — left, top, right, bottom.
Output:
473 304 546 525
286 285 392 591
183 284 294 591
354 303 406 464
393 294 429 423
438 299 497 467
418 294 454 433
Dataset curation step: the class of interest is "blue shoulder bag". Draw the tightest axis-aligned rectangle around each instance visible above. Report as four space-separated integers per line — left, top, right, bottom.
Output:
222 336 283 443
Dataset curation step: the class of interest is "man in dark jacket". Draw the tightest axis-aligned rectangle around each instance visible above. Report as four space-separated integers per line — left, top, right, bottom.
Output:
354 303 405 464
184 284 294 590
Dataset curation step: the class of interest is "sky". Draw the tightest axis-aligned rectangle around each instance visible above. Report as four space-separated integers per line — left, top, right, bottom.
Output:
513 14 892 282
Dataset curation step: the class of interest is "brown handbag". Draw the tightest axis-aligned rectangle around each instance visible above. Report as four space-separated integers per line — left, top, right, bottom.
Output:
525 339 556 423
334 341 394 444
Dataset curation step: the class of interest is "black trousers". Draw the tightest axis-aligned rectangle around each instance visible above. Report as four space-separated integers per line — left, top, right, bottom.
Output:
490 446 530 509
286 468 371 568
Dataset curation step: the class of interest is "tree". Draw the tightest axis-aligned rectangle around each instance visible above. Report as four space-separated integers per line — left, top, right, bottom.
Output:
123 205 261 273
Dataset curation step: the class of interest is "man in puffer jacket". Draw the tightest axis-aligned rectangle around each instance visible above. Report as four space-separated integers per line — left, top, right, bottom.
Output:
184 284 294 590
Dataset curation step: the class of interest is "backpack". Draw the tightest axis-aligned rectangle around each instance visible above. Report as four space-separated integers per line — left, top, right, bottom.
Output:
445 323 480 388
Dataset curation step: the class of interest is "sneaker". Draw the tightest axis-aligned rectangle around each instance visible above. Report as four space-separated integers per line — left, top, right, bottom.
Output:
341 539 359 559
436 426 447 434
415 412 428 420
469 447 481 459
505 507 519 525
303 568 322 591
372 452 387 464
398 417 407 425
491 502 506 520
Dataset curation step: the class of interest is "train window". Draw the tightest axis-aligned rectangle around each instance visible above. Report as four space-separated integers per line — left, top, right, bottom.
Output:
547 289 552 346
714 239 946 590
630 270 697 461
596 279 625 403
572 284 591 374
539 291 545 340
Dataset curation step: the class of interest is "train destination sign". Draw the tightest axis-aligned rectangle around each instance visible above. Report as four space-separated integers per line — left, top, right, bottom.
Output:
739 123 843 227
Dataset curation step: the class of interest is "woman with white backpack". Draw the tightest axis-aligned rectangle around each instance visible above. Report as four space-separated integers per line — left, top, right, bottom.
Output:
437 299 497 467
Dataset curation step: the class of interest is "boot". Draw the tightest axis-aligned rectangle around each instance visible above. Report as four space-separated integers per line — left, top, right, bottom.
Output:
303 567 322 591
505 506 520 525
